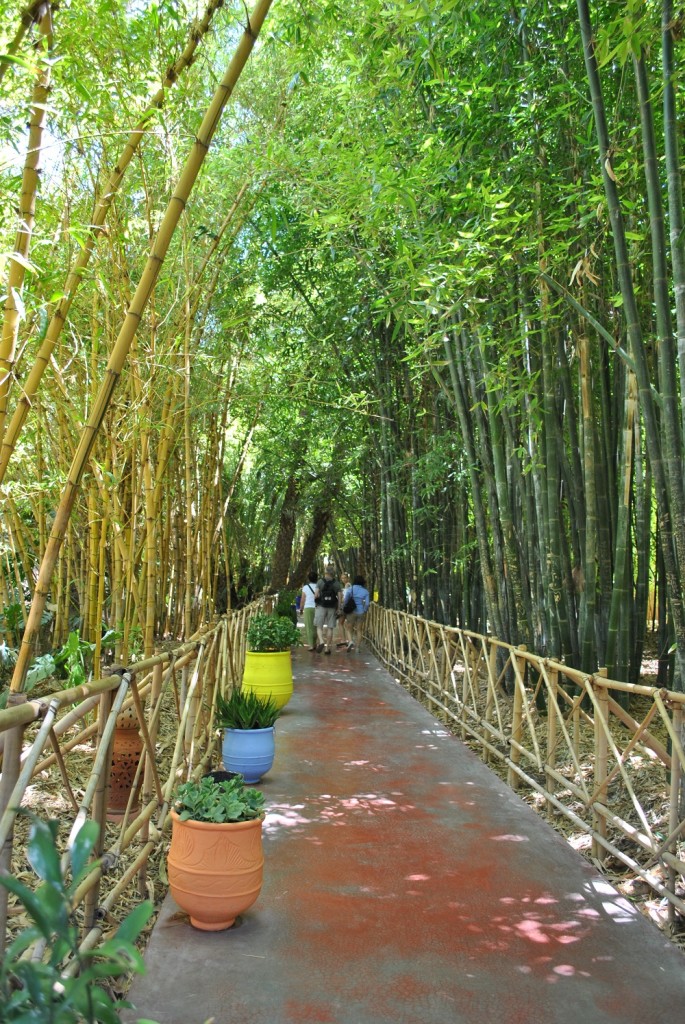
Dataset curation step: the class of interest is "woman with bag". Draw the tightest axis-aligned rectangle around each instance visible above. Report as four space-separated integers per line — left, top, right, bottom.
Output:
340 575 370 651
335 572 352 648
300 571 319 651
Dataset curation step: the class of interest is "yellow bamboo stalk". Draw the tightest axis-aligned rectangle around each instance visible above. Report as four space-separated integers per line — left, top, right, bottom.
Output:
0 1 47 86
92 502 108 675
0 5 52 439
0 0 228 484
144 456 156 656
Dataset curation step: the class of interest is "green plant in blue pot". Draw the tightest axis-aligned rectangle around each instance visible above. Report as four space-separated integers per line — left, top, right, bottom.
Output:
216 687 282 783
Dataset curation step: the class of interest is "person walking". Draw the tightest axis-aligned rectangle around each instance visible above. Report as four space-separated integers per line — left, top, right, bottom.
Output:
336 572 352 648
300 571 318 651
314 565 342 655
342 575 370 651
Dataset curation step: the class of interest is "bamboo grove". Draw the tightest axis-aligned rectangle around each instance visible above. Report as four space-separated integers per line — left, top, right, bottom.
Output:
1 1 685 692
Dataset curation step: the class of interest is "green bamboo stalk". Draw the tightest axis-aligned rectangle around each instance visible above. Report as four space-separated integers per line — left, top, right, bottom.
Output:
9 0 274 694
606 372 637 680
661 0 685 440
578 335 598 674
577 0 685 686
632 49 685 536
440 329 505 640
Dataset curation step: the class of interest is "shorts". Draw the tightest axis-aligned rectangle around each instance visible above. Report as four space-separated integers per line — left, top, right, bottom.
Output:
346 611 365 628
314 607 337 629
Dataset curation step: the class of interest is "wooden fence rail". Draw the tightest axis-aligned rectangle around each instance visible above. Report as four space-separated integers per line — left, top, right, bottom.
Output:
0 600 263 959
365 605 685 925
3 600 684 968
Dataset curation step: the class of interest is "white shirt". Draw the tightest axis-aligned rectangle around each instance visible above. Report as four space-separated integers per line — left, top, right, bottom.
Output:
301 582 318 609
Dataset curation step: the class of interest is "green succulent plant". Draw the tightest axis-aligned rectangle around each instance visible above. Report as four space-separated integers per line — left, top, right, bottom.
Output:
245 613 300 652
215 687 281 730
173 774 265 824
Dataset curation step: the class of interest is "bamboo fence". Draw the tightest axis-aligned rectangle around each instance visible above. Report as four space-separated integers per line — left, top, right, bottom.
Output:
3 598 684 969
0 599 264 960
365 605 685 924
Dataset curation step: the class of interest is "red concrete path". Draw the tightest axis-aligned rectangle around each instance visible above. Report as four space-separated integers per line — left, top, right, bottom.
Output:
124 643 685 1024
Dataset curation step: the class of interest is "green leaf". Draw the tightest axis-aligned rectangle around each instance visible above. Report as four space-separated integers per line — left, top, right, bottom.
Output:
26 818 62 885
68 819 99 885
109 899 154 945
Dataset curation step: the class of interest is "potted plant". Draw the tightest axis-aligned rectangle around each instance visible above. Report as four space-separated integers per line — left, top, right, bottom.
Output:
242 613 301 709
274 587 299 625
216 687 282 783
168 774 265 932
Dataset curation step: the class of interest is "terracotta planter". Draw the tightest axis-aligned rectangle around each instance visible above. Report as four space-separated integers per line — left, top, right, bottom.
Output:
242 650 293 710
108 705 142 818
168 811 264 931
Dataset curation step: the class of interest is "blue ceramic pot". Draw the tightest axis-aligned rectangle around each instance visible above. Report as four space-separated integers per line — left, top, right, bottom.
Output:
222 726 275 783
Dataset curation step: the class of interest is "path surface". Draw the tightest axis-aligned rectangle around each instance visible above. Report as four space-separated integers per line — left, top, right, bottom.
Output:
124 642 685 1024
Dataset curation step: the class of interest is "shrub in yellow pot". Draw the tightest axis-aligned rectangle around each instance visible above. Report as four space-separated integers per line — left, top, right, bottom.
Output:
242 613 300 710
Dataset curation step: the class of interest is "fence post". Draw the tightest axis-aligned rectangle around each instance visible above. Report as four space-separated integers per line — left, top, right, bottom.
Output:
668 705 683 925
545 664 559 817
484 640 498 765
0 694 26 955
507 647 526 790
84 685 114 931
461 640 473 740
591 668 609 863
139 660 163 898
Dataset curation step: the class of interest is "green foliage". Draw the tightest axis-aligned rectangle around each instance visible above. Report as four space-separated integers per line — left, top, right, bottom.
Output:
0 641 17 689
24 652 56 692
215 687 281 730
0 602 23 647
245 614 300 652
174 775 265 824
274 588 299 624
0 814 154 1024
53 632 94 688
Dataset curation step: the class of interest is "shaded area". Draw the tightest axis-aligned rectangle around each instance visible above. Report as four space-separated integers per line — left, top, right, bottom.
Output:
125 646 685 1024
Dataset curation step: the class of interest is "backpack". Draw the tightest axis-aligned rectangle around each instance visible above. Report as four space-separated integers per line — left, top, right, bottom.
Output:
318 578 338 608
342 587 356 616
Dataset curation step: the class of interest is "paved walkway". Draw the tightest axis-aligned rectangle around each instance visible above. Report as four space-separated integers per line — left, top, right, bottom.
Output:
124 642 685 1024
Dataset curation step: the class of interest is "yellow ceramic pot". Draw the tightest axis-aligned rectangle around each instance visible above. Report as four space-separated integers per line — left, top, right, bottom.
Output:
242 650 293 710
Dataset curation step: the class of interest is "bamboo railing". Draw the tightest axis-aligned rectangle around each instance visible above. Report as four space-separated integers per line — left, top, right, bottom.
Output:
4 599 684 965
365 605 685 923
0 599 264 958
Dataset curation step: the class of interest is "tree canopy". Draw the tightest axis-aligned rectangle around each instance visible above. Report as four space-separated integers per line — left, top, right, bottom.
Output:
1 0 685 690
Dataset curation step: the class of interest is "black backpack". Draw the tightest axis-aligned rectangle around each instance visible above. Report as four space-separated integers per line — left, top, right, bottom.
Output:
319 578 338 608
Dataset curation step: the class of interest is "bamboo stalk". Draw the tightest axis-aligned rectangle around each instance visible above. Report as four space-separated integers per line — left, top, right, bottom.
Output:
0 697 59 853
545 664 558 812
0 3 52 438
9 0 274 694
0 0 229 485
64 677 130 856
83 685 114 931
0 694 26 956
591 671 609 861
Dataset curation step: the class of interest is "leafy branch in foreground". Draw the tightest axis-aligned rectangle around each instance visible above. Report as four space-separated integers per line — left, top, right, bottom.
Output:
0 814 155 1024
